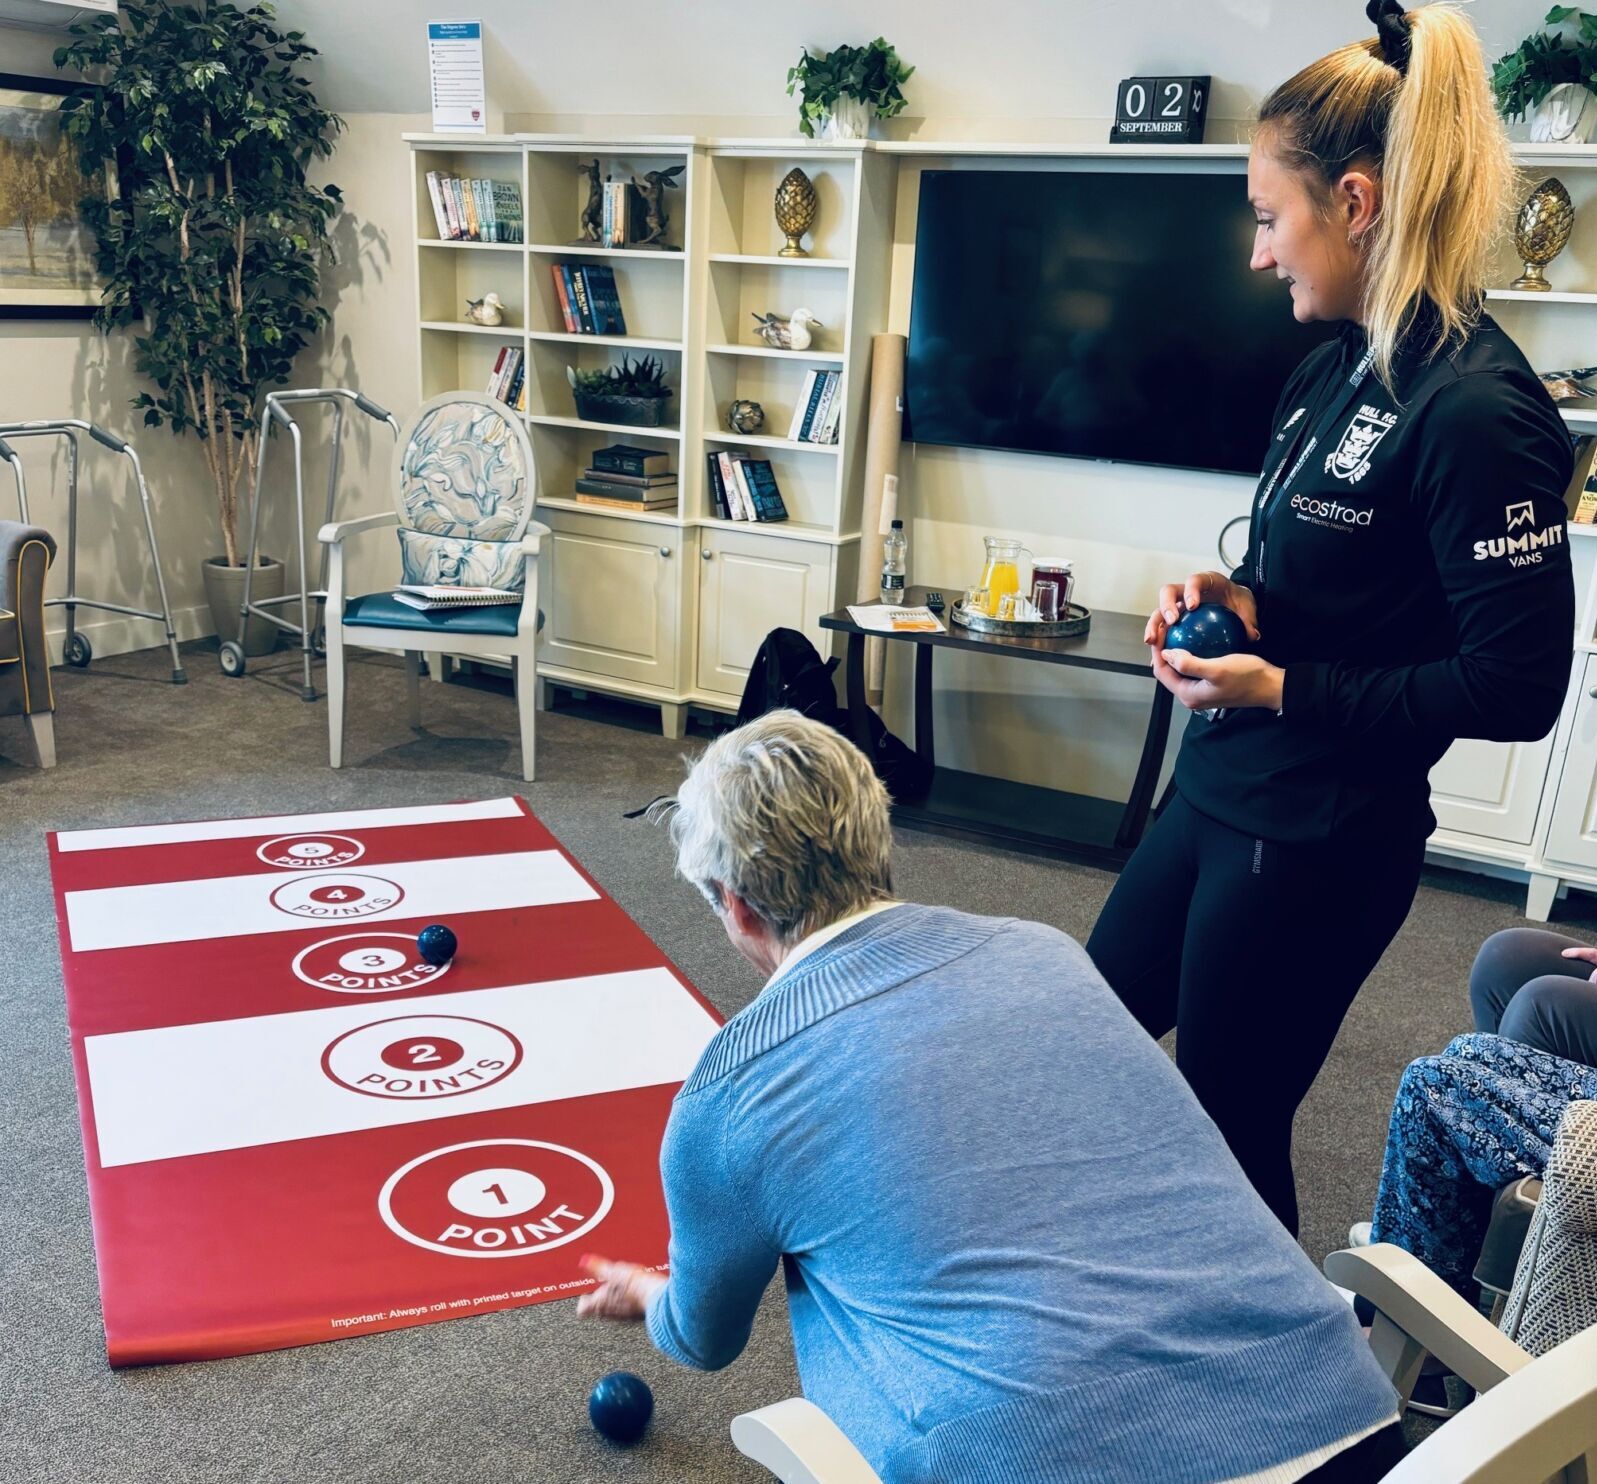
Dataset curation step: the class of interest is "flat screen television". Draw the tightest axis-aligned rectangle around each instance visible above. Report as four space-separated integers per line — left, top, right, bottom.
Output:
902 169 1333 477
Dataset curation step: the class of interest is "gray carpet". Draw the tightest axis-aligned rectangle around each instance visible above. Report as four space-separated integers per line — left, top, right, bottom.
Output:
3 641 1593 1483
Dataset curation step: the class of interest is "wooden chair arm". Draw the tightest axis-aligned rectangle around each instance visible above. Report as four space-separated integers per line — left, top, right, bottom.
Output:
730 1399 882 1484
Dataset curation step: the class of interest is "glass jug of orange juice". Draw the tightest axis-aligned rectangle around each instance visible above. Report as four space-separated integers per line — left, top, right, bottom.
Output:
978 537 1031 616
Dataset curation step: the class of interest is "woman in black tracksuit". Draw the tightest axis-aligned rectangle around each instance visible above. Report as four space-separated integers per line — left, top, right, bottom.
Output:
1087 2 1577 1234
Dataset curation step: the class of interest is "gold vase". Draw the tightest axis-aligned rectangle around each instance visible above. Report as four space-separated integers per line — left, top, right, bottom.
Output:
774 167 818 258
1512 177 1575 292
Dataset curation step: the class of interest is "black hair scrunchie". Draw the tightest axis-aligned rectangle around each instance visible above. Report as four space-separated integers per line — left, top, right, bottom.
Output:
1366 0 1413 75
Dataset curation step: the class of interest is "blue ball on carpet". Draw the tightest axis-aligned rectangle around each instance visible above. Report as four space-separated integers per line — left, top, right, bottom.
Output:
416 923 457 966
1164 603 1250 660
588 1371 654 1446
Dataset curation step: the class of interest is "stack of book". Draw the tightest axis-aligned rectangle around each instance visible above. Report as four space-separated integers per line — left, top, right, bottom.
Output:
486 347 527 412
551 264 628 336
787 370 843 444
425 173 524 243
601 181 637 247
575 444 677 511
707 450 789 523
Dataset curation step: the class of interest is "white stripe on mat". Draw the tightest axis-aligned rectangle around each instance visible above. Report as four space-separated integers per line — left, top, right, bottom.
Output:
55 797 524 852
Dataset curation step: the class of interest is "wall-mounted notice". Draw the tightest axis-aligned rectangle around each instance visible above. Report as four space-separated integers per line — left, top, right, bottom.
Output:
428 20 487 134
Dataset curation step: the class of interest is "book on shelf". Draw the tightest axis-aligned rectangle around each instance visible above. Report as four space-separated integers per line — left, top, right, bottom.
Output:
579 467 675 488
716 449 751 519
423 174 524 242
786 370 842 443
739 457 789 521
706 452 731 520
580 265 628 336
714 451 788 522
505 354 527 413
551 264 577 331
568 267 596 332
575 473 677 500
487 346 523 403
573 491 677 512
392 584 520 610
592 443 669 477
808 371 841 443
601 181 635 248
1570 435 1597 523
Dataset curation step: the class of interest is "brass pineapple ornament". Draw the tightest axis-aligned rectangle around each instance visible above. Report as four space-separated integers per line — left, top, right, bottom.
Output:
1512 177 1575 292
775 167 818 257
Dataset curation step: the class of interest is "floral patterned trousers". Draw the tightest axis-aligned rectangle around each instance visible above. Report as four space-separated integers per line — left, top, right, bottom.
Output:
1370 1032 1597 1296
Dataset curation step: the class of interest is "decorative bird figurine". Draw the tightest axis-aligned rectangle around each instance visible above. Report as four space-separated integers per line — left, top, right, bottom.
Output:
465 292 505 327
752 308 822 351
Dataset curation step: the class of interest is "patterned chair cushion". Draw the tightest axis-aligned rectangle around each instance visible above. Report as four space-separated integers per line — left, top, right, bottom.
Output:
398 401 530 540
398 529 525 593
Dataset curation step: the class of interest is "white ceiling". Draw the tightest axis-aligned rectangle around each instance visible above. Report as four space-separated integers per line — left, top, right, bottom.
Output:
264 1 1561 123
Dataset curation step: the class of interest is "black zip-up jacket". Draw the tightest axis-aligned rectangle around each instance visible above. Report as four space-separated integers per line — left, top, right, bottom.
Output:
1176 310 1576 843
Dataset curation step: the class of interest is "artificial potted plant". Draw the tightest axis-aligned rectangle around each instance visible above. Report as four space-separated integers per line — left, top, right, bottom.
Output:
787 38 914 141
567 354 674 427
56 0 343 654
1494 6 1597 143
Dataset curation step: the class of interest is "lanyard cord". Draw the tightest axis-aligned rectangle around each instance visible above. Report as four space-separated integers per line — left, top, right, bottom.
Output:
1249 345 1377 591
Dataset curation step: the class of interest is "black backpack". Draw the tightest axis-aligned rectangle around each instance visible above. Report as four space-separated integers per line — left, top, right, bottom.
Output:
736 628 932 803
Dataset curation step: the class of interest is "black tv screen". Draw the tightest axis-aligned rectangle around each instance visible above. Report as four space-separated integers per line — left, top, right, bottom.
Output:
903 169 1333 476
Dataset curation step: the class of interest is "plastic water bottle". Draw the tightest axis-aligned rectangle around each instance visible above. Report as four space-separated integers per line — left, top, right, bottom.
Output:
880 519 908 603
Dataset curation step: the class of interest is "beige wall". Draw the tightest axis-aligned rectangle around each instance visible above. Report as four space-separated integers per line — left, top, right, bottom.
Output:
0 2 1562 792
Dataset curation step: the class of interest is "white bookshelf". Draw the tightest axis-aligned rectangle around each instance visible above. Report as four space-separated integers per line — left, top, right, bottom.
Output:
406 132 897 733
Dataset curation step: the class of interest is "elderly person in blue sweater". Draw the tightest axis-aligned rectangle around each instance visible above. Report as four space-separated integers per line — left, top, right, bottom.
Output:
579 711 1402 1483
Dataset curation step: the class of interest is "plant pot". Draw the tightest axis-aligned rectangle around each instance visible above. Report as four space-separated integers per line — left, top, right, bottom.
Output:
1530 83 1597 144
203 554 284 656
820 96 876 141
573 391 668 427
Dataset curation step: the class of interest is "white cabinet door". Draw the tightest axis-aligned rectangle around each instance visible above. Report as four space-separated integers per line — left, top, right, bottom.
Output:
696 528 835 700
538 511 682 690
1545 657 1597 868
1429 734 1556 847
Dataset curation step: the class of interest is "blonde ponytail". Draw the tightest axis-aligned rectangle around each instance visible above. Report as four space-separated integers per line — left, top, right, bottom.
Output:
1258 4 1516 389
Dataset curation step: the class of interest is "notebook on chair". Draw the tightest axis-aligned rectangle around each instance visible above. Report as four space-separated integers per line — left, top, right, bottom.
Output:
391 584 521 610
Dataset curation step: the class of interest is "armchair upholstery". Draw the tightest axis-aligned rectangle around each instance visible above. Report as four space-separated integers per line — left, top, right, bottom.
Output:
0 520 57 767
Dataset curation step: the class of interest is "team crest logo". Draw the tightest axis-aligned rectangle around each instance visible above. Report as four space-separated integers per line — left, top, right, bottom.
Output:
1506 501 1537 531
1325 404 1398 484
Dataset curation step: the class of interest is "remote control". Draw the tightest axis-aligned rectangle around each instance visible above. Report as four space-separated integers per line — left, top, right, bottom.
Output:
925 591 945 613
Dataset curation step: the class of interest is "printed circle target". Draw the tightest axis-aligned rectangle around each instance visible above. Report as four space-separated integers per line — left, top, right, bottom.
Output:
322 1015 521 1100
256 833 366 870
269 872 403 921
378 1139 614 1259
291 932 451 995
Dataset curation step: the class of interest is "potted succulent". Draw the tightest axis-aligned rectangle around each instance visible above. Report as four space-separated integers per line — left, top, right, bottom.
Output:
1493 6 1597 143
787 38 915 141
567 354 674 427
55 0 342 654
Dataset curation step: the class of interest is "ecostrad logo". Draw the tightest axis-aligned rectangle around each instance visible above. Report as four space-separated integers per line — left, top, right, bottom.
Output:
1290 493 1375 528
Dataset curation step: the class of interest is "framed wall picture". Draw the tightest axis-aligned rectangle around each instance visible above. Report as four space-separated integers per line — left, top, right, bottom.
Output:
0 72 110 321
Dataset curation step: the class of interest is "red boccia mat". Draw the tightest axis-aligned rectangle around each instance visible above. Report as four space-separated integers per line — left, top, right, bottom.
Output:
48 797 720 1366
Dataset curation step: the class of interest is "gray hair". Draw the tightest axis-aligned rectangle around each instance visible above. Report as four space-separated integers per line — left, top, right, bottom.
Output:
665 709 893 944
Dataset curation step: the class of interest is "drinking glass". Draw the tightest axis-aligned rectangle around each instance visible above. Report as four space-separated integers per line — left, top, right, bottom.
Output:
996 592 1022 621
1033 580 1060 622
964 586 989 618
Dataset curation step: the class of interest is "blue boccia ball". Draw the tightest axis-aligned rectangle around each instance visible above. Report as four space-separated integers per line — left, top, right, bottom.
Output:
1164 603 1250 660
416 923 457 967
588 1370 654 1446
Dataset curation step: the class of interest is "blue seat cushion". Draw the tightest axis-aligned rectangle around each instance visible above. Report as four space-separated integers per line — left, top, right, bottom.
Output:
342 592 539 638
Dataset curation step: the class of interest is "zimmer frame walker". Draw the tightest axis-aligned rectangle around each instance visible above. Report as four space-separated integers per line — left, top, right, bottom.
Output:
0 420 186 684
221 388 400 700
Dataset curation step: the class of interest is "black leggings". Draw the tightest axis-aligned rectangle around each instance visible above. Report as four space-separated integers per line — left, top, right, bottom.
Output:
1086 793 1425 1234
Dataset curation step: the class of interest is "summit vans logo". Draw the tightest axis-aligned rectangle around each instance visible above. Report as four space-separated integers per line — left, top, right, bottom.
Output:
1474 502 1564 566
1325 405 1398 483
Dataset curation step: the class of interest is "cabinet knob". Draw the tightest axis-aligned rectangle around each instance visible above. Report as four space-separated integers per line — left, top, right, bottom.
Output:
701 549 713 561
1590 686 1597 699
658 545 671 558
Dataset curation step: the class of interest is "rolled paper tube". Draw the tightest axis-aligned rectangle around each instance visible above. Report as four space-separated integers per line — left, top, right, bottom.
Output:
857 333 907 705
